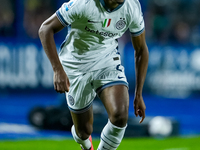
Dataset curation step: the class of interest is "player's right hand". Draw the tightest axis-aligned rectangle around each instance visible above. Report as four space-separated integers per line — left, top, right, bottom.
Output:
53 69 70 93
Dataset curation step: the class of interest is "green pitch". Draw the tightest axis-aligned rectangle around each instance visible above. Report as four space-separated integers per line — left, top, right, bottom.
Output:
0 136 199 150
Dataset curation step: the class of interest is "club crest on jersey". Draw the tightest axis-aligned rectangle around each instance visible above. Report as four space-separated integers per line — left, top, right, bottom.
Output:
103 19 111 27
68 95 75 106
116 18 126 30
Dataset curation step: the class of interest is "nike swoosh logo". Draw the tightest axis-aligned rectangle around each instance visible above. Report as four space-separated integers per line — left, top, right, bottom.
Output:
140 19 144 25
118 76 124 79
103 146 109 150
88 20 100 23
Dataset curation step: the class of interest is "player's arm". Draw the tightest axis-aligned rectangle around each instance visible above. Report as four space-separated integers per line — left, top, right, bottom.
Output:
38 13 70 93
131 30 149 123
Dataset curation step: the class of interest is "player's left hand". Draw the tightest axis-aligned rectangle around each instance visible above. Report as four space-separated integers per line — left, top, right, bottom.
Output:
134 95 146 123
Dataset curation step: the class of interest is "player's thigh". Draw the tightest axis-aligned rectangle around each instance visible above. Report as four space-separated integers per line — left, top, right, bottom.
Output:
70 106 93 135
99 85 129 127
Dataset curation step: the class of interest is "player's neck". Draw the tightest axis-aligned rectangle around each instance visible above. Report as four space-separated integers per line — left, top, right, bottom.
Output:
103 0 124 11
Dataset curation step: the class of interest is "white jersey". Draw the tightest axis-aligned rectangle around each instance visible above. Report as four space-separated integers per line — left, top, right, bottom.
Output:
56 0 145 73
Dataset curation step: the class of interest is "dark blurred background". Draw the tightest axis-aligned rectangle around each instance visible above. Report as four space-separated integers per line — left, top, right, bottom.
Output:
0 0 200 139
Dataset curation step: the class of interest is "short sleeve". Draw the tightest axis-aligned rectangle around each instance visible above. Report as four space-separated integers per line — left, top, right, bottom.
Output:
56 0 83 27
129 1 145 37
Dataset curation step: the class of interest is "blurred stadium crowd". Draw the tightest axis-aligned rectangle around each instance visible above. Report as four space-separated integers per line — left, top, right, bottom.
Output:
0 0 200 46
0 0 55 38
145 0 200 46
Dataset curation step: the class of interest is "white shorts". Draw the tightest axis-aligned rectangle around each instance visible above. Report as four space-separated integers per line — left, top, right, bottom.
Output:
65 64 128 113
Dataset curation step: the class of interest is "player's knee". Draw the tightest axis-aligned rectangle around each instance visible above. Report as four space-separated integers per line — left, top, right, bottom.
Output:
76 123 93 140
110 108 128 127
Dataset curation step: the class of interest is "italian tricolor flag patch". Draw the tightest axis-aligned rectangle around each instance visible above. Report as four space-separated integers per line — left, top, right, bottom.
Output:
103 19 111 27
